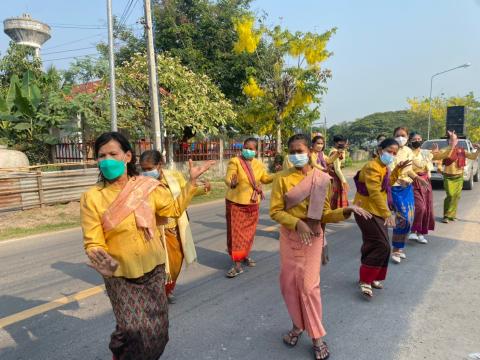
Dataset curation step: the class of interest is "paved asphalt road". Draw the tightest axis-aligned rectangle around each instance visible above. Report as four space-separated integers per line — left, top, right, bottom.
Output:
1 179 479 360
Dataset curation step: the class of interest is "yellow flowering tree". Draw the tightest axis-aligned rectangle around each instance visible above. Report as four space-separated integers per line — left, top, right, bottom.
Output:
234 16 336 152
407 92 480 141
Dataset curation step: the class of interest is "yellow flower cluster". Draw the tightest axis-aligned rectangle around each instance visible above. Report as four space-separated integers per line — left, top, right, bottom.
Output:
243 77 265 98
289 35 329 66
233 16 261 54
282 82 313 118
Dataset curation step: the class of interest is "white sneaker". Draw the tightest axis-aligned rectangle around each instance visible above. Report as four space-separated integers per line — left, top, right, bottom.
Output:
399 251 406 259
416 235 428 244
408 233 419 241
391 253 402 264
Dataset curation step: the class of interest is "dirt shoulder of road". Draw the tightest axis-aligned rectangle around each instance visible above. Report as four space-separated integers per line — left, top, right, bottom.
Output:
0 181 240 241
0 162 364 242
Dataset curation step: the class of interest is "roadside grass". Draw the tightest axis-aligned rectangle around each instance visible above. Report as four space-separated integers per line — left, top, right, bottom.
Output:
0 222 80 241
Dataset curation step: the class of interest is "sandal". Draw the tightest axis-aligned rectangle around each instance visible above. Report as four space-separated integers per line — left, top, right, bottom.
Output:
244 257 256 267
372 281 383 289
313 341 330 360
282 329 303 347
359 282 373 298
225 266 244 278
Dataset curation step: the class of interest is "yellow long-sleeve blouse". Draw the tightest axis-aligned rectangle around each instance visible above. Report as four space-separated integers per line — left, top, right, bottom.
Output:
80 180 197 279
270 167 348 230
389 146 415 186
354 158 399 219
412 149 433 175
160 169 206 229
310 151 332 171
432 146 479 176
328 149 347 184
225 157 273 204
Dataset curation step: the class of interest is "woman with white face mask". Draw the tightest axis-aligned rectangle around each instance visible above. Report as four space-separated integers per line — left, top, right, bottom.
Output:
270 134 371 360
389 127 429 264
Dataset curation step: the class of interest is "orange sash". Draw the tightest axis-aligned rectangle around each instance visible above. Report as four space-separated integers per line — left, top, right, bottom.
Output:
102 176 160 240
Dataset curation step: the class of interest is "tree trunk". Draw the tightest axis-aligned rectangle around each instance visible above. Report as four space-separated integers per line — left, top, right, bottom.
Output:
275 113 282 154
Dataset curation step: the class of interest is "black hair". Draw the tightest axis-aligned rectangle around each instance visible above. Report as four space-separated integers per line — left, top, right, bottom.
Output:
393 126 408 136
94 132 138 180
312 134 325 144
378 138 399 149
333 134 347 143
376 134 386 141
312 135 325 151
409 131 421 140
140 150 162 166
287 134 311 148
244 137 258 146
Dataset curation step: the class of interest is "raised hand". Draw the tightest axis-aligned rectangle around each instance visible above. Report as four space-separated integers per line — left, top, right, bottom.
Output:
189 159 215 185
296 220 314 246
395 160 412 171
432 143 439 153
447 130 458 147
87 248 118 277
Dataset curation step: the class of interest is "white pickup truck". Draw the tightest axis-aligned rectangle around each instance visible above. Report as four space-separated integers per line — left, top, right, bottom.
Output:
421 139 479 190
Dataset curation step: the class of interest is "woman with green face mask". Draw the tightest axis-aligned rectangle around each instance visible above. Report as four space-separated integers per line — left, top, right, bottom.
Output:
224 137 274 278
80 132 214 360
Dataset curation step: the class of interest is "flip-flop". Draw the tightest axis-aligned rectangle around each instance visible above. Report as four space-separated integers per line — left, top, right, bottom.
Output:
225 267 244 278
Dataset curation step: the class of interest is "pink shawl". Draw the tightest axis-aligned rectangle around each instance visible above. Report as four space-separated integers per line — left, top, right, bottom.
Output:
102 176 160 240
284 168 331 221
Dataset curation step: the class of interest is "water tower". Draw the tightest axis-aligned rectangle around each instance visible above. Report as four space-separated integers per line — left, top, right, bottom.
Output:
3 13 51 57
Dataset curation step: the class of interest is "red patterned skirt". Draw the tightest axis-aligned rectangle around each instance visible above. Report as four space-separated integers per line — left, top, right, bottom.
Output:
226 199 259 262
105 265 169 360
330 172 349 209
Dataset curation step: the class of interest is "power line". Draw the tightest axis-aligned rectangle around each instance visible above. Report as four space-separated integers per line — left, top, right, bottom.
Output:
43 33 104 51
121 0 141 27
119 0 135 26
42 53 100 62
50 25 107 29
42 46 98 56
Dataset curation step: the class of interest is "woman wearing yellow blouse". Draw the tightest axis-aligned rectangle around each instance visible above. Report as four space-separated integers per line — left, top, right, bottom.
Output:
270 134 370 360
81 132 212 360
225 137 274 278
328 135 349 209
428 131 479 223
389 127 429 264
140 150 210 304
354 138 410 298
408 132 435 244
311 134 338 172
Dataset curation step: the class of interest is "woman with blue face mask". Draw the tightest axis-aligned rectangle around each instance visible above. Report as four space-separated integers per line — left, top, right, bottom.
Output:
270 134 370 360
140 150 210 304
353 138 411 298
80 132 214 360
224 137 274 278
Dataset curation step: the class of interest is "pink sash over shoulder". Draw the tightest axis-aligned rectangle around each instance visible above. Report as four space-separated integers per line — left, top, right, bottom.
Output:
102 176 160 240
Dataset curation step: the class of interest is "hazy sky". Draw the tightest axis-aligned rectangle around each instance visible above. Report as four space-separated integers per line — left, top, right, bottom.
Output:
1 0 479 125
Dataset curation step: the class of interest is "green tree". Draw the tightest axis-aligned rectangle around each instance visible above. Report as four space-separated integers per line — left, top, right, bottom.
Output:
234 17 335 152
114 52 236 139
0 42 42 92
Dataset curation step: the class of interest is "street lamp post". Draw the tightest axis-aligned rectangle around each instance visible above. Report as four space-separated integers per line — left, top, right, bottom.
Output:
427 63 470 140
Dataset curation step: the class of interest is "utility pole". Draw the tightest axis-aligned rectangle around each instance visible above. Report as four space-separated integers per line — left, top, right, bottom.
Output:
106 0 118 131
144 0 164 156
324 115 327 138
